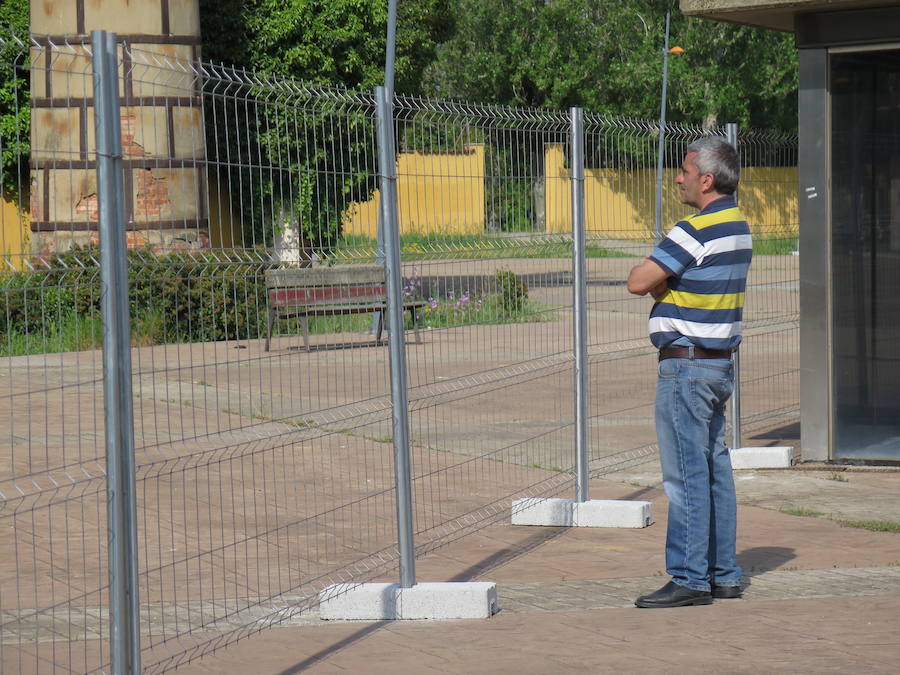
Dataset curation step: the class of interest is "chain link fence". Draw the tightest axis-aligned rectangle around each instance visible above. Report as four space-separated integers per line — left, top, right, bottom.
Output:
0 30 798 674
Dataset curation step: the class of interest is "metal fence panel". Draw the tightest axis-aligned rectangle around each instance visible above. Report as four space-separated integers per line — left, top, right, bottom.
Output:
1 36 110 674
0 29 800 674
735 130 800 444
389 96 579 560
122 45 405 673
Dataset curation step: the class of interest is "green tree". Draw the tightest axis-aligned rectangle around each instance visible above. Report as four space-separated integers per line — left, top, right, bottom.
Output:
424 0 797 131
198 0 453 248
200 0 452 94
0 0 30 201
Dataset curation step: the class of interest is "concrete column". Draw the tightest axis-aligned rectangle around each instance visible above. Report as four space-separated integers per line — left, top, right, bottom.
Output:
798 47 831 462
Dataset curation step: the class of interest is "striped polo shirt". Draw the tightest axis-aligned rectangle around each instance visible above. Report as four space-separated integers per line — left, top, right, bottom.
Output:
647 195 752 350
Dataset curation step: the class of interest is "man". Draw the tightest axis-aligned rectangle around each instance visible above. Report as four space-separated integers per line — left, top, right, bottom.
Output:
627 136 752 608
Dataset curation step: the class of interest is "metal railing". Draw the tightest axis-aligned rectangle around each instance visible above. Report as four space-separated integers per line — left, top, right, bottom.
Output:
0 29 799 674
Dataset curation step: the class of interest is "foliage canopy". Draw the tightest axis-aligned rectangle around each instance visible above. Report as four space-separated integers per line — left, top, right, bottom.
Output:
423 0 798 130
0 0 29 200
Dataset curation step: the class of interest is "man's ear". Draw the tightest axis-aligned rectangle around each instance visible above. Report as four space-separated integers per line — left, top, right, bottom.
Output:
701 172 716 193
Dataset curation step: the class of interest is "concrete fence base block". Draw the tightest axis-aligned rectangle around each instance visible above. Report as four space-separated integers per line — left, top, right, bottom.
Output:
318 582 498 620
574 499 653 528
730 446 794 469
511 497 652 528
511 497 575 526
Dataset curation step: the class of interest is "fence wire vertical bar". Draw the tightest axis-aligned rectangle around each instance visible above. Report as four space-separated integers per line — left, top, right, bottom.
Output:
726 122 743 451
570 108 589 502
376 85 416 588
93 30 141 674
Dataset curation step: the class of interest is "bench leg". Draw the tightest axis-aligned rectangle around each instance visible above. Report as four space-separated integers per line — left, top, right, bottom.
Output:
302 315 310 352
410 307 422 344
375 310 384 343
265 307 276 352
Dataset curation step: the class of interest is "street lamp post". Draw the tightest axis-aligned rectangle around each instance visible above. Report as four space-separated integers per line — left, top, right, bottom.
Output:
654 11 684 241
371 0 398 336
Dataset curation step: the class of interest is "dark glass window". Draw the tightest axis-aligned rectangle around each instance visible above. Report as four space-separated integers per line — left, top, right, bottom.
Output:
831 50 900 460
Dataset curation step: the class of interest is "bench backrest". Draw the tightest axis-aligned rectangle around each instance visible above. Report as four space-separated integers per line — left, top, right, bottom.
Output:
266 265 387 308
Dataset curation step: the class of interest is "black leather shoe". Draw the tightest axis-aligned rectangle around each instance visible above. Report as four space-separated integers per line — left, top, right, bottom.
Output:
634 580 712 608
712 584 743 599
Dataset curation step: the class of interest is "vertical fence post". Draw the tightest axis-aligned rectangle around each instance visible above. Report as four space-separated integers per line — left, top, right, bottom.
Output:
93 30 141 674
570 108 590 503
654 10 672 242
375 85 416 588
726 122 743 451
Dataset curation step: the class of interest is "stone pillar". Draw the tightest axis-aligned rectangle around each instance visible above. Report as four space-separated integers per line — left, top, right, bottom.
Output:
30 0 207 255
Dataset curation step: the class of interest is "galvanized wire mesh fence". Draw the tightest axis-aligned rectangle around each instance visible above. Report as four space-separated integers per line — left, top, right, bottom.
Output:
1 35 112 675
579 115 801 478
0 29 799 674
734 130 800 441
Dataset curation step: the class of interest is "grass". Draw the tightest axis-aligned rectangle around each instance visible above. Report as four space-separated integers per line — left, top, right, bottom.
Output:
331 233 799 261
289 418 320 430
779 506 900 534
2 288 547 357
835 519 900 533
419 296 549 330
779 507 824 518
753 237 798 256
0 312 103 356
279 295 548 336
328 234 635 262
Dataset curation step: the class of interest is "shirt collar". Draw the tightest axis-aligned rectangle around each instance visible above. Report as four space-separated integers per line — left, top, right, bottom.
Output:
698 194 736 215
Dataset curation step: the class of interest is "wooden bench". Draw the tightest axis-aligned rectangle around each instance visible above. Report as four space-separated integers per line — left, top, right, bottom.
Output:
264 265 427 352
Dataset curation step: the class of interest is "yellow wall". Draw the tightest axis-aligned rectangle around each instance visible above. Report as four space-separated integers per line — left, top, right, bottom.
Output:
544 144 799 239
739 166 800 236
2 143 799 259
0 193 29 269
344 144 486 237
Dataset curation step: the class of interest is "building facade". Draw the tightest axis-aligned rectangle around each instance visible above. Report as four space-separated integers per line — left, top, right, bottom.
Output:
682 0 900 462
30 0 207 254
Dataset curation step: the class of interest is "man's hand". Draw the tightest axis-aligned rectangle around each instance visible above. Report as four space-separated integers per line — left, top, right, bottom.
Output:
627 258 670 296
649 279 669 300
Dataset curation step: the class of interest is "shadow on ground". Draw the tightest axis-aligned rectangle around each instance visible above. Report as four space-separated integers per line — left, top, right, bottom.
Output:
737 546 797 575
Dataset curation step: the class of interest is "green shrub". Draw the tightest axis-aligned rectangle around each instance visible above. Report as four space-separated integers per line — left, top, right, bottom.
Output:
2 250 547 354
494 269 528 315
137 252 270 343
0 247 101 335
1 247 273 351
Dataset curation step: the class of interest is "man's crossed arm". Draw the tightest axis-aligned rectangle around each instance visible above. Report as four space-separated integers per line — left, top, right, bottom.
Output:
627 257 670 299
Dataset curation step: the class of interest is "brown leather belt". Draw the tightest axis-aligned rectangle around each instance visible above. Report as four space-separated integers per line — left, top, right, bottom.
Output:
659 346 734 361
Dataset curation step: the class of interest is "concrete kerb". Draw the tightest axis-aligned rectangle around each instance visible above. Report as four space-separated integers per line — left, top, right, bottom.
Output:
318 582 499 620
511 497 653 528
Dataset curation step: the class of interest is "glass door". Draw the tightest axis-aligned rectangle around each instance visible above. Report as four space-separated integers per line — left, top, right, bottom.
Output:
830 48 900 460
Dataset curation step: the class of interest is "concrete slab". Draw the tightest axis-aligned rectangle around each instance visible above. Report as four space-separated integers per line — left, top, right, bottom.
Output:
511 497 652 528
318 582 499 620
731 446 794 469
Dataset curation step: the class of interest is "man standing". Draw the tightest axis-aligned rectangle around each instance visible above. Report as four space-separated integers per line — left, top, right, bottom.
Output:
627 136 752 608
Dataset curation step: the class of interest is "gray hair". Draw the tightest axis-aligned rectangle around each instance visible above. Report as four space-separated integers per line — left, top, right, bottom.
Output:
686 136 740 195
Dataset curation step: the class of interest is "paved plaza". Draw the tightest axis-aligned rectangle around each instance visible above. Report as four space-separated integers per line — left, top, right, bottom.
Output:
6 251 895 673
177 468 900 675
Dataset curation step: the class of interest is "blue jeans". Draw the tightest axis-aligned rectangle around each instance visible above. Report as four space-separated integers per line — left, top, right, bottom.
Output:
656 357 742 591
